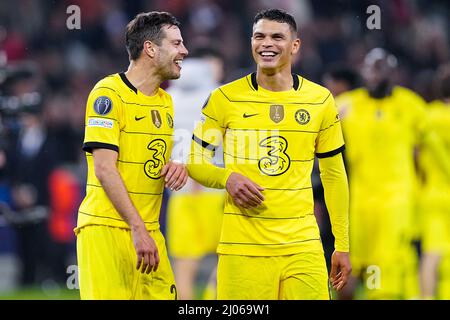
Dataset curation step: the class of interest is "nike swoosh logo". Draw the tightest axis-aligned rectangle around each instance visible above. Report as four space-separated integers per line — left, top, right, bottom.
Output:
243 113 259 118
135 116 146 121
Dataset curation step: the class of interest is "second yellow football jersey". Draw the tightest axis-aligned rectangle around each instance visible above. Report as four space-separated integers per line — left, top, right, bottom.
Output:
337 87 427 214
336 86 427 268
419 100 450 190
192 73 345 256
76 73 174 232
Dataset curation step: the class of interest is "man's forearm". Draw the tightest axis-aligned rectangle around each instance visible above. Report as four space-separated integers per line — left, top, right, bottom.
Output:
187 143 233 189
96 166 145 231
318 154 350 252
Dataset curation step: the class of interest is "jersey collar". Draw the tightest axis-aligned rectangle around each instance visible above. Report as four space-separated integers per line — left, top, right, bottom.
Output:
119 72 138 94
250 72 301 91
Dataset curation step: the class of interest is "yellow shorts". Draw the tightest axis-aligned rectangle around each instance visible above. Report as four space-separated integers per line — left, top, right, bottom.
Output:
347 197 421 299
360 243 419 299
167 192 224 258
422 211 450 254
350 199 412 273
76 225 176 300
437 254 450 299
421 195 450 254
217 251 330 300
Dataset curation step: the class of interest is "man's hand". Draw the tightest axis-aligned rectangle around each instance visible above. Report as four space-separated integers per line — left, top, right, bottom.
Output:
131 225 160 274
225 172 264 208
161 161 188 191
330 251 352 291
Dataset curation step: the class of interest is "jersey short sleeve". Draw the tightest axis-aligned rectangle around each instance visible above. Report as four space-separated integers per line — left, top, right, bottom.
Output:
315 93 345 158
83 86 122 153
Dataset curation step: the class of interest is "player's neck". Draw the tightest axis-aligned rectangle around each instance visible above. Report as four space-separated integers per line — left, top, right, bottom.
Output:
125 60 161 96
367 80 392 99
256 68 293 92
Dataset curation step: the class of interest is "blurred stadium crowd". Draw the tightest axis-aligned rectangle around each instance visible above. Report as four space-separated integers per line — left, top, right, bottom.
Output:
0 0 449 298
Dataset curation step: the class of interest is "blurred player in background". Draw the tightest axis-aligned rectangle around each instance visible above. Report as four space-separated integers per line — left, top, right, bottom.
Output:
75 12 188 299
166 48 225 300
188 9 351 300
337 48 450 299
419 64 450 299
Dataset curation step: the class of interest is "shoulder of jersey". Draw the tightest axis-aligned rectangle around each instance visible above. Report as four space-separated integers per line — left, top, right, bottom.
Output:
299 77 333 102
427 100 447 119
158 87 172 101
210 75 253 101
92 74 125 96
335 88 367 117
428 100 445 109
392 86 426 104
92 74 122 92
337 87 366 100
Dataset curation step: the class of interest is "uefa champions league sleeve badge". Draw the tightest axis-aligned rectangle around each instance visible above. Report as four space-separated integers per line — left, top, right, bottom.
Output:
93 96 113 116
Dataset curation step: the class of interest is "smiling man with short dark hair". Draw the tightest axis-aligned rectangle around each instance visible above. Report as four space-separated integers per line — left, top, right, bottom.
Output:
187 8 351 300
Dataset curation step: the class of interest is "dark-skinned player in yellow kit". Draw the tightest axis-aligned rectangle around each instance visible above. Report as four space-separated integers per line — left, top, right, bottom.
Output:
337 49 450 299
187 9 351 299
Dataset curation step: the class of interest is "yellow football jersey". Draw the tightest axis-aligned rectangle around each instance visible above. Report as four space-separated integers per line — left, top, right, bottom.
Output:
192 73 345 256
337 87 427 261
420 100 450 190
337 87 427 208
76 73 174 232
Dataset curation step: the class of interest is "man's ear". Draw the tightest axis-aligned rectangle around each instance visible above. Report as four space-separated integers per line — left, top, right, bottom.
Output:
292 38 301 55
143 40 157 58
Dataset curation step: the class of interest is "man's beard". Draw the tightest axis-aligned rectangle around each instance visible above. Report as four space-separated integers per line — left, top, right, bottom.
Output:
161 67 180 81
159 56 180 81
368 79 392 99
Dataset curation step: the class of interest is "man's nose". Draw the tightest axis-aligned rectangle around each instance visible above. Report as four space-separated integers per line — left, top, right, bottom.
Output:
180 44 189 56
261 38 274 47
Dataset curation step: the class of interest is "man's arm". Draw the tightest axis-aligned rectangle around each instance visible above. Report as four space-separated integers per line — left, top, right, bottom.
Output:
187 89 264 207
187 136 264 208
422 131 450 181
187 138 233 189
318 153 351 291
92 148 159 274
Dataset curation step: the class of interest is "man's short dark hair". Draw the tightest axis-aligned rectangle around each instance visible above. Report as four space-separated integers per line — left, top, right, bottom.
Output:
126 11 180 61
325 65 361 90
253 9 297 34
